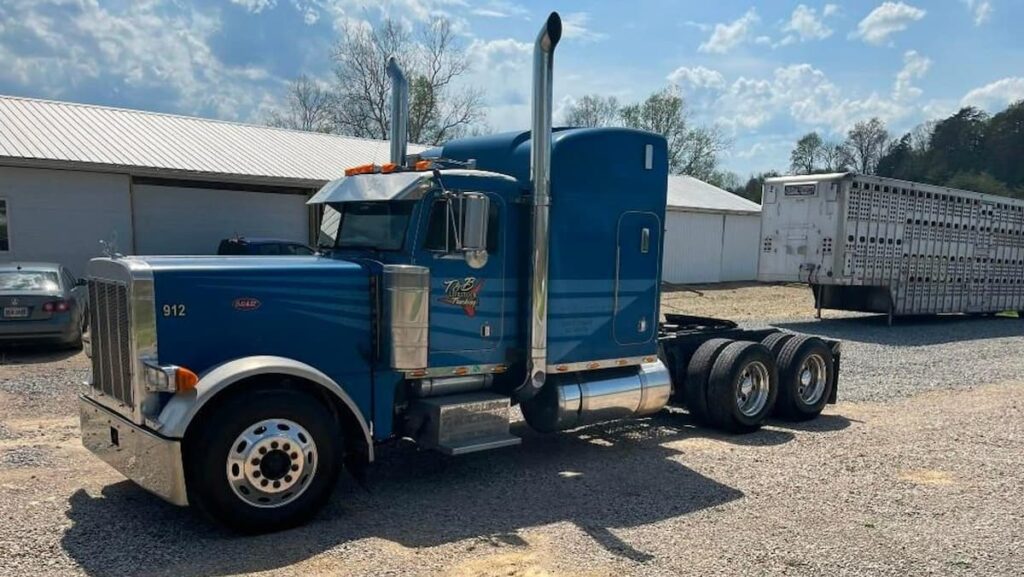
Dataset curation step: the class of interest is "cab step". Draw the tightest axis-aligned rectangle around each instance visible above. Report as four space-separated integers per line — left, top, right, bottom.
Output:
410 391 521 455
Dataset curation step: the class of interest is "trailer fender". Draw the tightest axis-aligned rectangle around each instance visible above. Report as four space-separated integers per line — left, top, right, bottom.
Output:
154 355 374 462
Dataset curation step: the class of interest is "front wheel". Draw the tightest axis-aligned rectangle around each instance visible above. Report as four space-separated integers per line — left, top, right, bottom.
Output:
185 388 342 533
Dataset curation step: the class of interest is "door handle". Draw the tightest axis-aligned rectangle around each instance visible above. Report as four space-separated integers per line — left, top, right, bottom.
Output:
480 323 492 338
640 228 650 254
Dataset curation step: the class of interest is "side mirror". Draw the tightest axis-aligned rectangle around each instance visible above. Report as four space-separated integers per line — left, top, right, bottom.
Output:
459 193 489 269
75 278 87 287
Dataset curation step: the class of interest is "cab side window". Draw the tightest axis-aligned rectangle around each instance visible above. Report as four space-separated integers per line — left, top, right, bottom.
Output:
424 197 500 252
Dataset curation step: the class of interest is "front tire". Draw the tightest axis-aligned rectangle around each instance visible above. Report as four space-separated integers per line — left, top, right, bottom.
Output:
185 389 342 533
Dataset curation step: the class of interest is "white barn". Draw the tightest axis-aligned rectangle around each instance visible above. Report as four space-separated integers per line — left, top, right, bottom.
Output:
662 175 762 284
0 95 422 276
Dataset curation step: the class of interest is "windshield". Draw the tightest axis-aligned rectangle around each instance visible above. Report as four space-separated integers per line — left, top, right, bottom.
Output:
0 271 60 292
335 201 415 251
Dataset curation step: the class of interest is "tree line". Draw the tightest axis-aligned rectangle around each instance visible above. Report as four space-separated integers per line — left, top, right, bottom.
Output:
268 16 732 184
269 15 1024 205
781 102 1024 200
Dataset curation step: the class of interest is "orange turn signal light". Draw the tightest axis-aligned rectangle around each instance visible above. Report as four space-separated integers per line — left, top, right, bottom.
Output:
380 163 399 174
175 367 200 392
415 160 433 171
344 163 378 176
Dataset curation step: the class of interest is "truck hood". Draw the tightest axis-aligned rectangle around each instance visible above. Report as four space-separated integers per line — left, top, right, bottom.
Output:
134 255 375 377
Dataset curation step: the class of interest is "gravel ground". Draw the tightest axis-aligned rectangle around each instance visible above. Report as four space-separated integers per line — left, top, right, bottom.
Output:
0 288 1022 576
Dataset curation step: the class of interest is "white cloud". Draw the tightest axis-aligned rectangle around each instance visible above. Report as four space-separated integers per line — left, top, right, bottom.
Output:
231 0 278 13
0 0 281 120
962 0 993 26
782 4 833 43
703 54 934 136
961 78 1024 111
561 12 607 43
823 4 840 17
893 50 931 101
699 9 760 54
469 1 529 19
853 2 926 45
667 66 726 92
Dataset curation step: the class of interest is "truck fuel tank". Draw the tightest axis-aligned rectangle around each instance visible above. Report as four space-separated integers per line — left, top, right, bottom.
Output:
520 361 672 433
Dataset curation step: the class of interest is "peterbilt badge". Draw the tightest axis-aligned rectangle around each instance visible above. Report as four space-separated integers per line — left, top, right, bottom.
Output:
233 297 261 312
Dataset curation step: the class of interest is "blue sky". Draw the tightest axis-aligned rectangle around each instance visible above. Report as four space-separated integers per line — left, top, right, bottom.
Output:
1 1 1022 176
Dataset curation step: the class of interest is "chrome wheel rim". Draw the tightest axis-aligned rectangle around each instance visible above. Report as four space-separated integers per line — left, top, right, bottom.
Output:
736 361 770 417
798 354 828 406
226 418 318 509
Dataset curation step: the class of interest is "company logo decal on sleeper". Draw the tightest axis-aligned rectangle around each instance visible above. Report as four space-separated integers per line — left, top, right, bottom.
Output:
440 277 484 317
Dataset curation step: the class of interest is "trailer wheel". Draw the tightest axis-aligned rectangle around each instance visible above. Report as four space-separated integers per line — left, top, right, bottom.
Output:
185 388 342 533
775 336 835 421
684 338 734 423
706 342 778 433
761 332 795 358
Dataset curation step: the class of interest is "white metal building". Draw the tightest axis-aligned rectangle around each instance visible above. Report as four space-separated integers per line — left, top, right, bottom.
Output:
662 175 762 284
0 95 422 276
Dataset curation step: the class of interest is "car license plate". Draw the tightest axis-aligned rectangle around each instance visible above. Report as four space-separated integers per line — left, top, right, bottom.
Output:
3 306 28 319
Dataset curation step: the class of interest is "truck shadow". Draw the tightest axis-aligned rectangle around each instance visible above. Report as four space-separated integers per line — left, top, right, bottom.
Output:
0 344 82 365
57 411 827 576
774 314 1023 347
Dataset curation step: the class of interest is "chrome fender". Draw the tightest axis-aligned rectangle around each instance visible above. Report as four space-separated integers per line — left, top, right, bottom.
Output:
155 355 374 462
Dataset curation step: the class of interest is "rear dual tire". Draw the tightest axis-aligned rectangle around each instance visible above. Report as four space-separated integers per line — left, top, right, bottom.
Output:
706 342 779 433
772 336 835 421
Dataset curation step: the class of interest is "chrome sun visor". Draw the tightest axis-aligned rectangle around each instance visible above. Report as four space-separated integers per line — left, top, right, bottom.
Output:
307 172 434 205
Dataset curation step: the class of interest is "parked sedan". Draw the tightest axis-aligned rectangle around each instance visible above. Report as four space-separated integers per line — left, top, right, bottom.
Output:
0 263 88 347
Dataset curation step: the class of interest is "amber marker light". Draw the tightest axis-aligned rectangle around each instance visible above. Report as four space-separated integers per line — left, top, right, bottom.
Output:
175 367 200 392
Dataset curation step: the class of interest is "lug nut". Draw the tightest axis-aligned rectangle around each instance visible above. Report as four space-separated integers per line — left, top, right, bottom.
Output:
271 441 279 449
284 475 293 483
291 464 299 472
253 471 261 478
290 452 298 460
259 447 267 454
251 458 260 466
273 481 281 489
283 443 291 451
260 479 269 487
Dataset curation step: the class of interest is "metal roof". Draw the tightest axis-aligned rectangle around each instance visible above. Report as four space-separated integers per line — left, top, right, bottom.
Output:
666 175 761 215
0 95 425 188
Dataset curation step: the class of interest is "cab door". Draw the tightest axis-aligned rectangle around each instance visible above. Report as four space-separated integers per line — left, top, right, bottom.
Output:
414 191 505 359
613 211 661 345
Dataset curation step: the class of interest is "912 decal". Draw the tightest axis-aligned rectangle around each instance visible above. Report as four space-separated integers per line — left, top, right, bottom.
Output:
162 303 187 317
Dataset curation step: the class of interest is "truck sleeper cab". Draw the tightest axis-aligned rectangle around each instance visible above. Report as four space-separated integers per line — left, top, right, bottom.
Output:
78 12 842 533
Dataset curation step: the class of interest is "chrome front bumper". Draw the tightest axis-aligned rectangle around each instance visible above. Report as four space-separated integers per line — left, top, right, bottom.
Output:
79 395 188 506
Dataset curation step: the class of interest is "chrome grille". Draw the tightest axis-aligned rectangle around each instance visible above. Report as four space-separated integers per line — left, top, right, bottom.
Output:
88 279 134 408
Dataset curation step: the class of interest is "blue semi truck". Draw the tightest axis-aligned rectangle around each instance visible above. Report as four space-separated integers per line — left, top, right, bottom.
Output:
79 13 841 532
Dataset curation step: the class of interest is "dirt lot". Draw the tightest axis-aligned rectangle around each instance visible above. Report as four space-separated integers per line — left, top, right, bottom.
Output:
1 285 1023 576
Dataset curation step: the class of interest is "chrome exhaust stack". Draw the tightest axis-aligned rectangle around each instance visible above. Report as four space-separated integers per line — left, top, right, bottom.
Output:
517 12 562 401
386 56 409 167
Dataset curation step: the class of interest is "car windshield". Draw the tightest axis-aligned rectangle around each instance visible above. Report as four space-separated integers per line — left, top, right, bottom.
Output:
334 201 415 251
0 271 60 292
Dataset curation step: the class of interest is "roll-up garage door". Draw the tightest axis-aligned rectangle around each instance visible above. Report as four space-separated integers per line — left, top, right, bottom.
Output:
131 183 310 255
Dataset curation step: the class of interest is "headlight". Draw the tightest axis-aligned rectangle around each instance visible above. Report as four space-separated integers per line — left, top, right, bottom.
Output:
143 361 199 393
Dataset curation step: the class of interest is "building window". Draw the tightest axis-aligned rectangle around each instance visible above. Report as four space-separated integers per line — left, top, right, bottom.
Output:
0 200 8 252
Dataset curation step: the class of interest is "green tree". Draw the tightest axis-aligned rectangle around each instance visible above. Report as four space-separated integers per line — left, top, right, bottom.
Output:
790 132 823 174
927 107 989 182
983 100 1024 188
325 16 484 144
844 118 889 174
563 95 620 128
